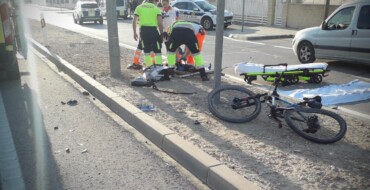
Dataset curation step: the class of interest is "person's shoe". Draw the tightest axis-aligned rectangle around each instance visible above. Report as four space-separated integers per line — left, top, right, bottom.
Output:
201 76 210 81
199 67 209 81
168 67 175 77
127 63 143 70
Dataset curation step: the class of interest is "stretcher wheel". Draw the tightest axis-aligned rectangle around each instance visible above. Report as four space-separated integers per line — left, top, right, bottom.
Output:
288 75 299 84
309 74 322 84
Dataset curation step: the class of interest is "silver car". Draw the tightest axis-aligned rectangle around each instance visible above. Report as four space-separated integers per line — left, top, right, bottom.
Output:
292 0 370 64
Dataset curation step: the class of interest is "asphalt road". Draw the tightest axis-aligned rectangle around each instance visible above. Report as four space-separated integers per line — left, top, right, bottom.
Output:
22 4 370 117
0 50 208 189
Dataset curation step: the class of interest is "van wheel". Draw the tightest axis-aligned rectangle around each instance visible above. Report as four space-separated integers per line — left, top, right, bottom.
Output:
201 17 213 30
298 41 316 63
73 14 77 24
78 16 83 25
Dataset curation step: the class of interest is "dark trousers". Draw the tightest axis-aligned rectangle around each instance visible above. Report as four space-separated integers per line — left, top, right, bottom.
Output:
165 28 199 54
139 26 161 54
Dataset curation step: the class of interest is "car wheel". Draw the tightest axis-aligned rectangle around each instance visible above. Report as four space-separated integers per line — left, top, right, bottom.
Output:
224 25 229 29
79 17 83 25
99 19 103 24
73 14 77 24
201 17 213 30
297 41 316 63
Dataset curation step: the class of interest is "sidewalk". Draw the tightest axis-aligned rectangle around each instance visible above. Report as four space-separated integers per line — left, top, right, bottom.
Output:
224 24 298 41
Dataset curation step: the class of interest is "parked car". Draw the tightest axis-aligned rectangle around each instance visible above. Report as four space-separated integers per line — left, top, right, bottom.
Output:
99 0 129 19
292 0 370 65
73 1 103 25
170 0 233 30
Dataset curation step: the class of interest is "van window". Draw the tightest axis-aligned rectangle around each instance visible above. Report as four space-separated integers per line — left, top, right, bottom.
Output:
81 3 98 9
327 6 355 30
357 5 370 29
174 2 195 10
117 0 124 7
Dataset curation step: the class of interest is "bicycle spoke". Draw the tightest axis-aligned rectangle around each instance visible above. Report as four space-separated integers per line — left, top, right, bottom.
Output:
285 109 345 143
208 85 261 123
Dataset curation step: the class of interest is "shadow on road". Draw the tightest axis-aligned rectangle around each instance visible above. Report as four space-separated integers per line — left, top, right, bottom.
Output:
0 77 63 190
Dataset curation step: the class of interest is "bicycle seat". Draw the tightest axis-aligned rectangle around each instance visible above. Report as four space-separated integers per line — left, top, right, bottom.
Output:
303 96 322 109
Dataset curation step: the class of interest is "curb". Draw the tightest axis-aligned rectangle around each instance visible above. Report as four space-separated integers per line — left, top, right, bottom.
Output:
225 33 294 41
29 38 260 190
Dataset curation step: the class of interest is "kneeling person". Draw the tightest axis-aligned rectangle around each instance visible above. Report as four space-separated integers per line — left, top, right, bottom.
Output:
165 21 209 81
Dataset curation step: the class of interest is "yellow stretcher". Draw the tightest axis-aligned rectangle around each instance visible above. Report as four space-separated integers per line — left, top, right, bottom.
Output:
234 62 330 85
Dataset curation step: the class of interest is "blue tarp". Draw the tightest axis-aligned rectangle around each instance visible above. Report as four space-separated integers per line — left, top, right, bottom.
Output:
279 80 370 106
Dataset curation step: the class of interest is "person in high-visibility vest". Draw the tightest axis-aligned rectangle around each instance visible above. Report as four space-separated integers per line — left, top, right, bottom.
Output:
184 29 206 65
128 0 178 70
164 20 209 81
132 0 163 68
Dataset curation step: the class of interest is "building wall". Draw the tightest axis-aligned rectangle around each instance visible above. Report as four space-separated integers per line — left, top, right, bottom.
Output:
283 3 339 29
45 0 77 9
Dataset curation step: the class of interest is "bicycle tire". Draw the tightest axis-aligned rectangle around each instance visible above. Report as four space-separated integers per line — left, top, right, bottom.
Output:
207 85 261 123
284 107 347 144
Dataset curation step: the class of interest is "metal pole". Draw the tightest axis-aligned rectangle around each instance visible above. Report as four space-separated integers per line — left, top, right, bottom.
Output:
241 0 245 32
324 0 330 20
213 0 225 90
106 0 121 78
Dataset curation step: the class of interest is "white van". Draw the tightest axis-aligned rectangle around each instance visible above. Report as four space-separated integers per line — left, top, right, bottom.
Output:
99 0 128 19
292 0 370 65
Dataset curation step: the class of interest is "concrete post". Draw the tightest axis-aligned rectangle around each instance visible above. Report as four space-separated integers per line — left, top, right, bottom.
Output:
106 0 121 78
266 0 276 26
324 0 330 20
281 1 289 28
241 0 245 32
213 0 225 90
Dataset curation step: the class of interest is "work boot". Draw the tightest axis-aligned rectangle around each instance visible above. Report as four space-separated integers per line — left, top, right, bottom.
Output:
127 63 143 70
199 68 209 81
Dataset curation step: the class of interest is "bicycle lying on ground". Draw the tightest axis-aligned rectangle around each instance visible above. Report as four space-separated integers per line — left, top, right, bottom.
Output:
207 73 347 144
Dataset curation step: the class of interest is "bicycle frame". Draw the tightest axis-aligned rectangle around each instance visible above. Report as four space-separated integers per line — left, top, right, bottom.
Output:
232 72 309 127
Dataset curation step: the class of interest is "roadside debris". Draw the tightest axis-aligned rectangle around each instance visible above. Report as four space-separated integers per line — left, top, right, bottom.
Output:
61 99 78 106
194 120 200 125
65 148 70 153
54 126 59 130
67 99 78 106
81 149 88 153
82 91 90 96
137 105 156 112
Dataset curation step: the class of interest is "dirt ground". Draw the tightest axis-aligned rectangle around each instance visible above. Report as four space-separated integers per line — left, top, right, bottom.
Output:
28 19 370 190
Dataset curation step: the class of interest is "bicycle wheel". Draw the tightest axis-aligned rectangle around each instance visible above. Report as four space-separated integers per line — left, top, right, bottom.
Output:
284 107 347 144
207 85 261 123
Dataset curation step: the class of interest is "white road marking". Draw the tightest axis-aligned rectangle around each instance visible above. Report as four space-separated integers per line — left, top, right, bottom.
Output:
224 36 265 45
272 45 293 50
